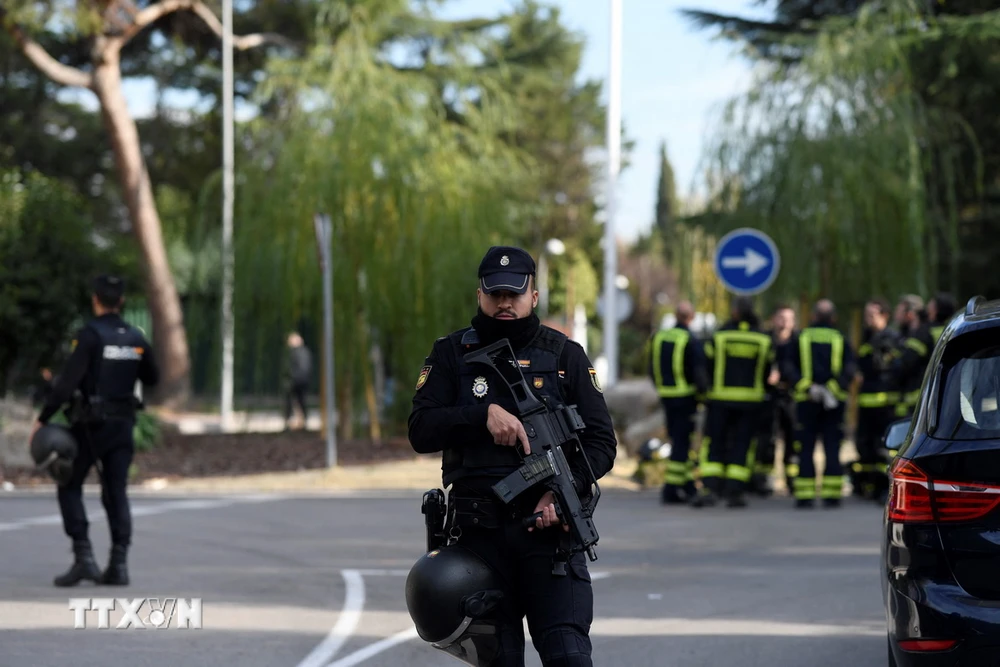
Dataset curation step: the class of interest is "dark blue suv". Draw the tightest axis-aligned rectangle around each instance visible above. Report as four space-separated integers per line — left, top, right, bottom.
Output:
882 296 1000 666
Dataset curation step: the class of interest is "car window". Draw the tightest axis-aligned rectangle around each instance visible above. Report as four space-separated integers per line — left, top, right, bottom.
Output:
936 340 1000 440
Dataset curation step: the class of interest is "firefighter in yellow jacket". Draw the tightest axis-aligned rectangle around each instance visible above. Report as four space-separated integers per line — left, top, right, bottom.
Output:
649 300 709 504
693 296 774 509
781 299 857 509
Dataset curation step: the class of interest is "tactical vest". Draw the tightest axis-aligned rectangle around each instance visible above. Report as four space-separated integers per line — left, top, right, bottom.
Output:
442 325 568 487
707 325 771 403
651 327 695 398
793 326 846 402
76 317 147 423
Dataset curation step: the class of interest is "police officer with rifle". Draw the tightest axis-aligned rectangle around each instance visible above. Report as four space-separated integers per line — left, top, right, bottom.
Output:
29 275 159 587
404 246 617 667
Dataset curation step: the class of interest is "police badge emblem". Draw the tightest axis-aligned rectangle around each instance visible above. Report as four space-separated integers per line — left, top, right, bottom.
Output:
533 377 544 389
588 367 603 393
472 376 489 398
416 365 432 390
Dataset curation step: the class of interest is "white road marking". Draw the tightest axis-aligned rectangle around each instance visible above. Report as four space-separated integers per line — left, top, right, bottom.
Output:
0 496 279 533
299 568 613 666
294 570 365 667
326 627 421 667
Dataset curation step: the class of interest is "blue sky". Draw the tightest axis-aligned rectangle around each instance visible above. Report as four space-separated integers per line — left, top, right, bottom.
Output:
100 0 770 243
435 0 771 242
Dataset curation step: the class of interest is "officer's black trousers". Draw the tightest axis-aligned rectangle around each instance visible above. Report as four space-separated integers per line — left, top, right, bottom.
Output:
59 421 135 548
793 402 845 500
662 396 697 488
451 489 593 666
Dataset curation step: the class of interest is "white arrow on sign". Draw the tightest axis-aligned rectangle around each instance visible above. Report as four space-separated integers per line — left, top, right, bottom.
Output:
721 248 769 277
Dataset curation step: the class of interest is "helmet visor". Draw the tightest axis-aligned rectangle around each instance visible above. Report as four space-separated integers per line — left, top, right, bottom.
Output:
431 621 501 666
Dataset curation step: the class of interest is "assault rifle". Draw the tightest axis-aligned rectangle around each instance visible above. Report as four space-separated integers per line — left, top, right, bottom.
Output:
463 338 602 563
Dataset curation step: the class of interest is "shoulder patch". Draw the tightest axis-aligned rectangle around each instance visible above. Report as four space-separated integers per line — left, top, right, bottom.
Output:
416 365 432 390
588 367 603 393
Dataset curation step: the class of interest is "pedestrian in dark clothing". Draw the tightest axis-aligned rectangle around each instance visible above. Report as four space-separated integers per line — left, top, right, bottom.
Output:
284 332 312 430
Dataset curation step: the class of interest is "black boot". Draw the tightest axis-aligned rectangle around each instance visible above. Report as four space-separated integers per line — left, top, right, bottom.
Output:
101 544 129 586
53 540 102 587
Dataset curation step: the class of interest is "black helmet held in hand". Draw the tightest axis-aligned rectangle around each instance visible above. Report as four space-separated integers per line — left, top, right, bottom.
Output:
405 545 506 666
30 424 78 486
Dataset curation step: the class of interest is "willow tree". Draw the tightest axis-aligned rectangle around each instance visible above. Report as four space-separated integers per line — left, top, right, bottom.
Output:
236 5 534 441
0 0 298 407
695 0 983 309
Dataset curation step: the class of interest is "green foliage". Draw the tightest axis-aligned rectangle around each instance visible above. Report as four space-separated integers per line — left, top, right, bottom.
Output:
133 411 161 453
0 169 107 391
235 4 535 431
694 0 984 310
655 141 678 241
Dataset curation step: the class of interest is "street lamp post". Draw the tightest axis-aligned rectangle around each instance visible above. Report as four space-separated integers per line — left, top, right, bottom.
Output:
538 238 566 320
603 0 622 388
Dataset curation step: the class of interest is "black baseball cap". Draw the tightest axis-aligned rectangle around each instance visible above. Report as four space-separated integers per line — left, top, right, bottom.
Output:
93 274 125 305
478 246 536 295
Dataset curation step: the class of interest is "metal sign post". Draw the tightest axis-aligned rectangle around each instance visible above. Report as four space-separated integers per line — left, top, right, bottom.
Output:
313 213 337 468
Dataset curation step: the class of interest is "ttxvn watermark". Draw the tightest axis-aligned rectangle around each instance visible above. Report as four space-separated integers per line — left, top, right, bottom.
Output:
69 598 203 629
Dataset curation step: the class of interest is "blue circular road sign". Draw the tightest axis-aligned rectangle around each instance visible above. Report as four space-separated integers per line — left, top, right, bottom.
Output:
713 228 781 296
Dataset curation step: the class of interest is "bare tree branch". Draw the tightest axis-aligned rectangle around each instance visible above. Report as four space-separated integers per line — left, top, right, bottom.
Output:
109 0 295 52
0 7 93 88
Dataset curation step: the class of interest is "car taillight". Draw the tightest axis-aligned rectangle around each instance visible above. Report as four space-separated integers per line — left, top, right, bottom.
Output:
889 459 1000 523
887 460 934 522
898 639 958 652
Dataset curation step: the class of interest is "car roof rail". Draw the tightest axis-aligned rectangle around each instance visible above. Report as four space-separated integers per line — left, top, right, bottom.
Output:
966 295 987 317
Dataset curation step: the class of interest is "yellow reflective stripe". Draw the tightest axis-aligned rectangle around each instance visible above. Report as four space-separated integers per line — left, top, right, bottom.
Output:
652 329 695 397
726 465 751 482
905 337 928 357
701 462 724 478
821 476 843 498
858 392 900 407
785 463 800 478
930 326 945 343
798 327 844 387
793 477 816 499
665 471 687 484
707 330 771 402
858 343 873 357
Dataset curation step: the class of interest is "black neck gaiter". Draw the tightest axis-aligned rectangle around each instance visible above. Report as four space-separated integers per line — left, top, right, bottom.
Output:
471 308 541 350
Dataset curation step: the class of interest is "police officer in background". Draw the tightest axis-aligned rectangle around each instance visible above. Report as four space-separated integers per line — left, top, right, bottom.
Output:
889 294 933 419
781 299 856 508
30 275 159 587
693 296 774 509
649 300 708 505
853 298 901 500
407 246 617 666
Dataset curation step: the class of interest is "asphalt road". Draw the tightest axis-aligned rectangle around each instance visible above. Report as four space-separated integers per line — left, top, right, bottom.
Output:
0 487 889 667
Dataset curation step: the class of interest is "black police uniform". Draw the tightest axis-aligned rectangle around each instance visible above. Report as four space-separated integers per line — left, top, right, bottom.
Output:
408 246 616 667
648 323 708 503
695 317 774 508
853 325 901 499
38 308 159 587
781 321 856 507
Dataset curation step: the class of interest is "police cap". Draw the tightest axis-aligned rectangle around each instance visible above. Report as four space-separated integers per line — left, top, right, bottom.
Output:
93 274 125 307
478 246 536 295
